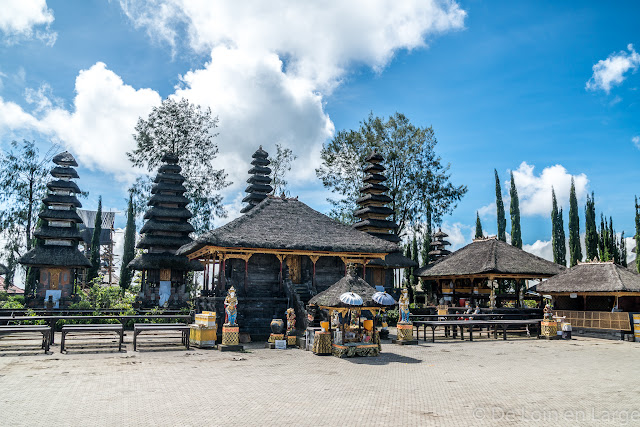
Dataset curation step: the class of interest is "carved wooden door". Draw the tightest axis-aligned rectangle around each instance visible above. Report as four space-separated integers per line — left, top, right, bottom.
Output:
288 256 302 284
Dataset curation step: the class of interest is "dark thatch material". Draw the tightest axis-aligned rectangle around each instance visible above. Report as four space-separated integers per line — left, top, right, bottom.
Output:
39 209 82 223
47 180 80 193
308 270 377 307
154 173 185 184
178 196 399 256
19 245 92 268
359 183 389 193
353 219 399 230
151 182 187 194
34 225 83 240
415 237 565 278
364 173 387 183
428 249 451 257
128 253 203 271
366 231 401 244
42 194 82 208
431 240 451 247
148 193 189 206
248 165 271 175
245 183 273 193
433 229 448 239
51 166 79 179
537 262 640 293
366 152 384 162
353 206 394 217
368 250 417 268
52 151 78 167
144 206 193 220
253 147 269 158
364 163 385 173
137 235 192 249
158 164 181 174
140 219 195 234
356 194 392 204
242 192 269 203
247 175 271 184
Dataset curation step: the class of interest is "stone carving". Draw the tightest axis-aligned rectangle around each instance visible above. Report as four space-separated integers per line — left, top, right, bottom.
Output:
224 286 238 326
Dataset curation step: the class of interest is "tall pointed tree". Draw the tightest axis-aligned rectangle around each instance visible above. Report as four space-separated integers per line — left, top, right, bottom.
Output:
635 196 640 273
620 232 627 268
495 169 506 241
557 208 567 266
568 178 582 266
608 217 619 264
411 234 419 288
599 213 608 261
119 194 136 291
551 188 560 264
475 212 483 239
87 196 103 282
584 192 598 261
509 171 522 248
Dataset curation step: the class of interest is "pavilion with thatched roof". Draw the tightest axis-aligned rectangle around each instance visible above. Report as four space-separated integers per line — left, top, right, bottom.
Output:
414 237 565 307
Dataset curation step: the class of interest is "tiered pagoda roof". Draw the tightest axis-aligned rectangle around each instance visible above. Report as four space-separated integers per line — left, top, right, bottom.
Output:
353 152 400 244
429 228 451 260
19 152 91 268
241 147 273 214
128 153 202 272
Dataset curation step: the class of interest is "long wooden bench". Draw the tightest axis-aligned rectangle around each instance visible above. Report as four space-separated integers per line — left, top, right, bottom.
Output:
413 319 542 342
133 323 190 351
0 325 52 353
61 324 124 353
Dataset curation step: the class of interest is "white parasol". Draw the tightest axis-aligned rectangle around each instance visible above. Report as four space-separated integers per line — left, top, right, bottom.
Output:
339 292 363 306
372 291 396 306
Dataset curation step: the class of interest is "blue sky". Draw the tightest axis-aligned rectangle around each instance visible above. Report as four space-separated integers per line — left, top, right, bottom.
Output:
1 0 638 262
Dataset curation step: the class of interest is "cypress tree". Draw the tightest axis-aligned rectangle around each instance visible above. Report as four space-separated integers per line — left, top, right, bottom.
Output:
87 196 102 282
495 169 506 241
557 207 567 266
568 178 582 266
119 194 136 291
620 231 627 268
551 188 560 264
636 196 640 273
411 234 419 287
475 212 483 239
609 217 619 264
599 214 607 261
584 192 598 261
509 171 522 248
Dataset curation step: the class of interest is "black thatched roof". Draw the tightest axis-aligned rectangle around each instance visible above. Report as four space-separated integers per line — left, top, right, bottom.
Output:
359 183 389 193
34 225 83 241
369 250 417 268
137 234 192 249
308 270 377 307
356 194 392 205
151 182 187 194
144 206 193 220
366 231 401 244
42 194 82 208
178 196 399 256
366 152 384 162
537 262 640 293
353 219 398 230
154 173 185 184
248 165 271 175
39 208 82 223
148 193 189 206
47 180 80 193
158 164 181 174
433 229 448 238
51 166 79 179
52 151 78 167
253 147 268 158
364 163 385 173
247 175 271 184
140 219 195 234
415 238 565 278
128 253 203 271
353 206 394 217
19 245 91 268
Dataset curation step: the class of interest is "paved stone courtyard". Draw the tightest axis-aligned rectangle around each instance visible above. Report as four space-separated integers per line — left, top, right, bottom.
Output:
1 332 639 426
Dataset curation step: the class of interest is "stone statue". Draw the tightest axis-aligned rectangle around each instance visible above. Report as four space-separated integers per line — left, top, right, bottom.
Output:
224 286 238 325
331 310 340 329
286 307 296 334
399 287 411 323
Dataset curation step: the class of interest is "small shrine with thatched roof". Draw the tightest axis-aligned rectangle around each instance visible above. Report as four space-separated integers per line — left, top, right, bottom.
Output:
19 151 91 308
128 153 203 307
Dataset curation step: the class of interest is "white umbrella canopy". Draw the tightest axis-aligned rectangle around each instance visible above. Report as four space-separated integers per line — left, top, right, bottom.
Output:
372 291 396 306
339 292 363 306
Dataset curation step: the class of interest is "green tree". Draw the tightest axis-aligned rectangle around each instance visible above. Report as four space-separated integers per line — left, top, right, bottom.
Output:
608 217 619 264
0 140 55 286
568 178 582 266
599 213 607 261
128 98 230 233
551 189 560 264
620 231 627 268
315 112 467 233
584 192 598 261
635 196 640 273
268 144 297 196
494 169 506 242
509 171 521 248
87 197 102 281
475 212 483 239
119 194 136 291
411 234 419 288
557 208 567 266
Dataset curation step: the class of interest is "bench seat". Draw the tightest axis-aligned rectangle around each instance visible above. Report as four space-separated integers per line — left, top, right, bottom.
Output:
0 325 52 353
133 323 190 351
61 324 124 353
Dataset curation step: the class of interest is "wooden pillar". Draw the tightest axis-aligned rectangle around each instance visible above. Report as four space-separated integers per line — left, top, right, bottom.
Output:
221 256 226 289
203 256 209 292
277 255 284 293
244 258 249 295
583 294 587 311
217 254 222 294
310 255 320 295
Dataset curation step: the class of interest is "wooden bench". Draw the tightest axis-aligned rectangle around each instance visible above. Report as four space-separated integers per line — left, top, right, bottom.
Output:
133 323 190 351
61 324 124 353
0 325 52 353
413 319 542 342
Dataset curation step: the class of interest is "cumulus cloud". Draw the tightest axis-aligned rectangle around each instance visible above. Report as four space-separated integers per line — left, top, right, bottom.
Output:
440 222 474 251
0 63 162 181
0 0 57 45
586 44 640 93
510 162 588 216
633 136 640 149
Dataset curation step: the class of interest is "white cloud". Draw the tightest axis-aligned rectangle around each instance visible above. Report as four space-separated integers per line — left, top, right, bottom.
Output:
633 136 640 149
0 0 57 45
523 239 553 262
440 222 474 251
0 63 162 182
510 162 588 216
586 44 640 93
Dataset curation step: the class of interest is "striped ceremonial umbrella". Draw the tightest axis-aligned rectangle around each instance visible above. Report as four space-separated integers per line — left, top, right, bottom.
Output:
339 292 363 306
372 291 396 306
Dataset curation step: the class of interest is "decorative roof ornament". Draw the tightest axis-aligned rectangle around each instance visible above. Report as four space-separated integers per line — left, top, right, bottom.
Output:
241 146 273 213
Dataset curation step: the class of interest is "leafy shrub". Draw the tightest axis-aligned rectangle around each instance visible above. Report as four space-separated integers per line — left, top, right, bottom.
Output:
0 296 25 309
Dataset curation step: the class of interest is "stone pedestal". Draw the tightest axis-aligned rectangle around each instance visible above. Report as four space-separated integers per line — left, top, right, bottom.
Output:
220 325 244 351
394 322 417 345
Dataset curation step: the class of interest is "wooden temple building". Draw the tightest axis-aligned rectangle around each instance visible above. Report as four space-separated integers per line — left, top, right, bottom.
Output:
19 151 91 308
178 148 403 337
415 237 564 307
128 153 203 307
537 261 640 335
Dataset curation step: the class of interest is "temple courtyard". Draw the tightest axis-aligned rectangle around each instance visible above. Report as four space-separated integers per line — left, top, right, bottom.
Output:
1 334 639 426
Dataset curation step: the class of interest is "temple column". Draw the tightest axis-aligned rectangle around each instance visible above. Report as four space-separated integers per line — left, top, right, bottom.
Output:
309 255 320 294
276 255 285 293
